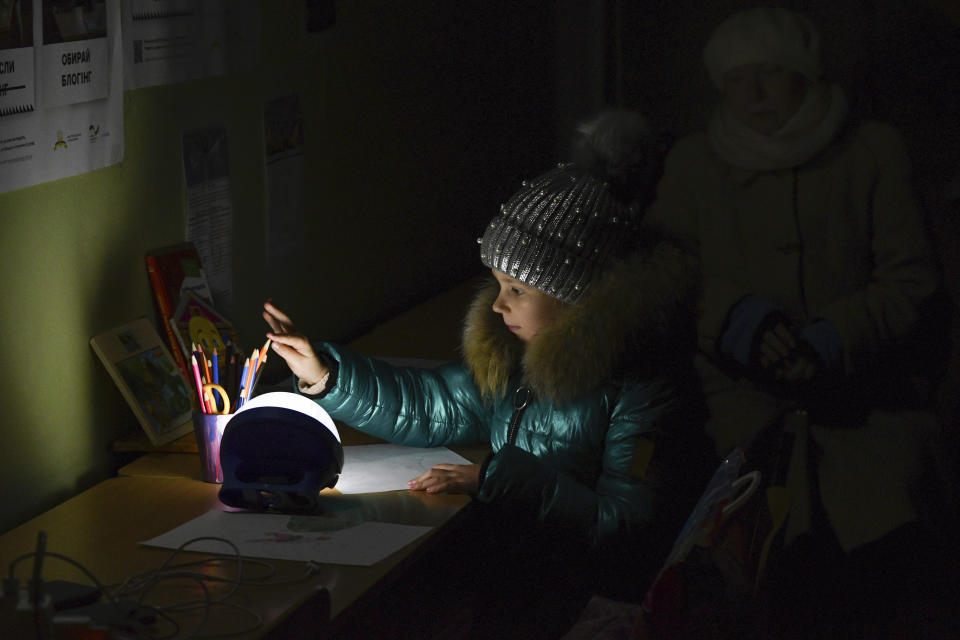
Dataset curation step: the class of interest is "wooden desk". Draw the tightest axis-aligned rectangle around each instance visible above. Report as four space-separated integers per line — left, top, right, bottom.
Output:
0 475 472 638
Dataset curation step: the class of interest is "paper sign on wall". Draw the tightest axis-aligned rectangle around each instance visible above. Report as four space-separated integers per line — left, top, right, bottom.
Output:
39 0 109 108
0 0 36 117
0 0 123 195
183 126 234 314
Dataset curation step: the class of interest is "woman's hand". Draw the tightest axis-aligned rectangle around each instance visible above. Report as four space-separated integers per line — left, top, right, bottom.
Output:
263 300 329 388
777 354 818 381
757 322 819 382
757 321 795 370
408 464 481 495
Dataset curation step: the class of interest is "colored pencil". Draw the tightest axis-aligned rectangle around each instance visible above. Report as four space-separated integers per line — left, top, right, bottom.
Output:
212 347 219 385
190 355 208 413
226 352 236 408
256 339 271 370
248 348 269 399
236 386 247 411
242 348 259 405
197 343 211 384
235 357 251 412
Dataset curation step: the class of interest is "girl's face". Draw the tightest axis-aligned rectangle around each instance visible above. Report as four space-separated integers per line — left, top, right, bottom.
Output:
490 270 562 342
721 63 808 135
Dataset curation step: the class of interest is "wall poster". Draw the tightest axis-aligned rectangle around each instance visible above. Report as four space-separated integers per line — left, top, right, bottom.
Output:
0 0 122 195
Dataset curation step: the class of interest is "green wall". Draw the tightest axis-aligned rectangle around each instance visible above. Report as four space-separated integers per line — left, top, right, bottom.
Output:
0 1 603 534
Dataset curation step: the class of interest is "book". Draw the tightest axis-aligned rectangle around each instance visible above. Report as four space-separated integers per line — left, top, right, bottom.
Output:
144 242 213 377
90 317 195 446
169 290 239 361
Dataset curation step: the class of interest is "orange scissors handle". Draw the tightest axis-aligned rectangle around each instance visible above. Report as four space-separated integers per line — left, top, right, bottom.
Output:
202 383 231 415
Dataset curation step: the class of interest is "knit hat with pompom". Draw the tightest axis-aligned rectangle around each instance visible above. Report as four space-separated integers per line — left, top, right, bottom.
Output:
479 109 654 303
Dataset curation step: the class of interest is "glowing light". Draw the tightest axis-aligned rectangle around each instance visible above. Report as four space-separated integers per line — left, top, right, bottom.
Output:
234 391 340 443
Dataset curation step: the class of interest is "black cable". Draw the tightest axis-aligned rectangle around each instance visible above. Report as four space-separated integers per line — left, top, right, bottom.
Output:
31 532 46 640
135 537 243 607
150 608 182 640
151 556 277 582
21 552 119 606
10 534 320 639
30 531 45 600
135 571 211 639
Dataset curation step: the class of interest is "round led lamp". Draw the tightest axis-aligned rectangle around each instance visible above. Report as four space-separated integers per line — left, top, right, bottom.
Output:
218 392 343 512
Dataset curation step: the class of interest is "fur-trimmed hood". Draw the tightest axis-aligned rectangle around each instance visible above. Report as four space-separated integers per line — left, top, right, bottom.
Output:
462 226 700 404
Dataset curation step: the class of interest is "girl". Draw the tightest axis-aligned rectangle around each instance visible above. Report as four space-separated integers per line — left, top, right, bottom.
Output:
264 111 706 637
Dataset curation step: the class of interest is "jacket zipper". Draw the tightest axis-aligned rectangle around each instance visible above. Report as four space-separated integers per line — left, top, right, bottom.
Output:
506 386 531 445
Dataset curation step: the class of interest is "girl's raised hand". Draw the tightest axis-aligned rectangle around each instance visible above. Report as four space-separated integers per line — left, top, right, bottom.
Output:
262 300 329 388
263 299 295 334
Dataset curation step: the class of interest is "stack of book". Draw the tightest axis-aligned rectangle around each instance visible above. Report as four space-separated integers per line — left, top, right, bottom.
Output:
90 242 249 445
144 242 237 379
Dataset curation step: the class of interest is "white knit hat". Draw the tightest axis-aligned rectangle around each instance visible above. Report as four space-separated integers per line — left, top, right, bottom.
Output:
703 7 821 89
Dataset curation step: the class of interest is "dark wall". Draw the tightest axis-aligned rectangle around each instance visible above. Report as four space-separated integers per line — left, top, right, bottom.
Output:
253 2 563 352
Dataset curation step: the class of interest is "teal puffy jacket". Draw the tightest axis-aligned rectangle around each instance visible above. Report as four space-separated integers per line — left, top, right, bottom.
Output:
303 230 705 549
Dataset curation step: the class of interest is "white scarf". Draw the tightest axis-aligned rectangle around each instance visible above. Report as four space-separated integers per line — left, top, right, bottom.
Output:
708 82 848 171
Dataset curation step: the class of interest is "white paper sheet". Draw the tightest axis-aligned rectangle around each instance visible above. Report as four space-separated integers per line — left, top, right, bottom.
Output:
141 510 432 566
1 46 35 117
39 22 110 108
122 0 199 89
337 444 472 494
122 0 259 90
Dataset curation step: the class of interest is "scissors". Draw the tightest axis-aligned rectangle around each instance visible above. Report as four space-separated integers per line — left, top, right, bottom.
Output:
202 383 231 415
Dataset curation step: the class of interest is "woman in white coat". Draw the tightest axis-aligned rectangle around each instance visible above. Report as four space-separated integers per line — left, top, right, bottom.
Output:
646 7 954 636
